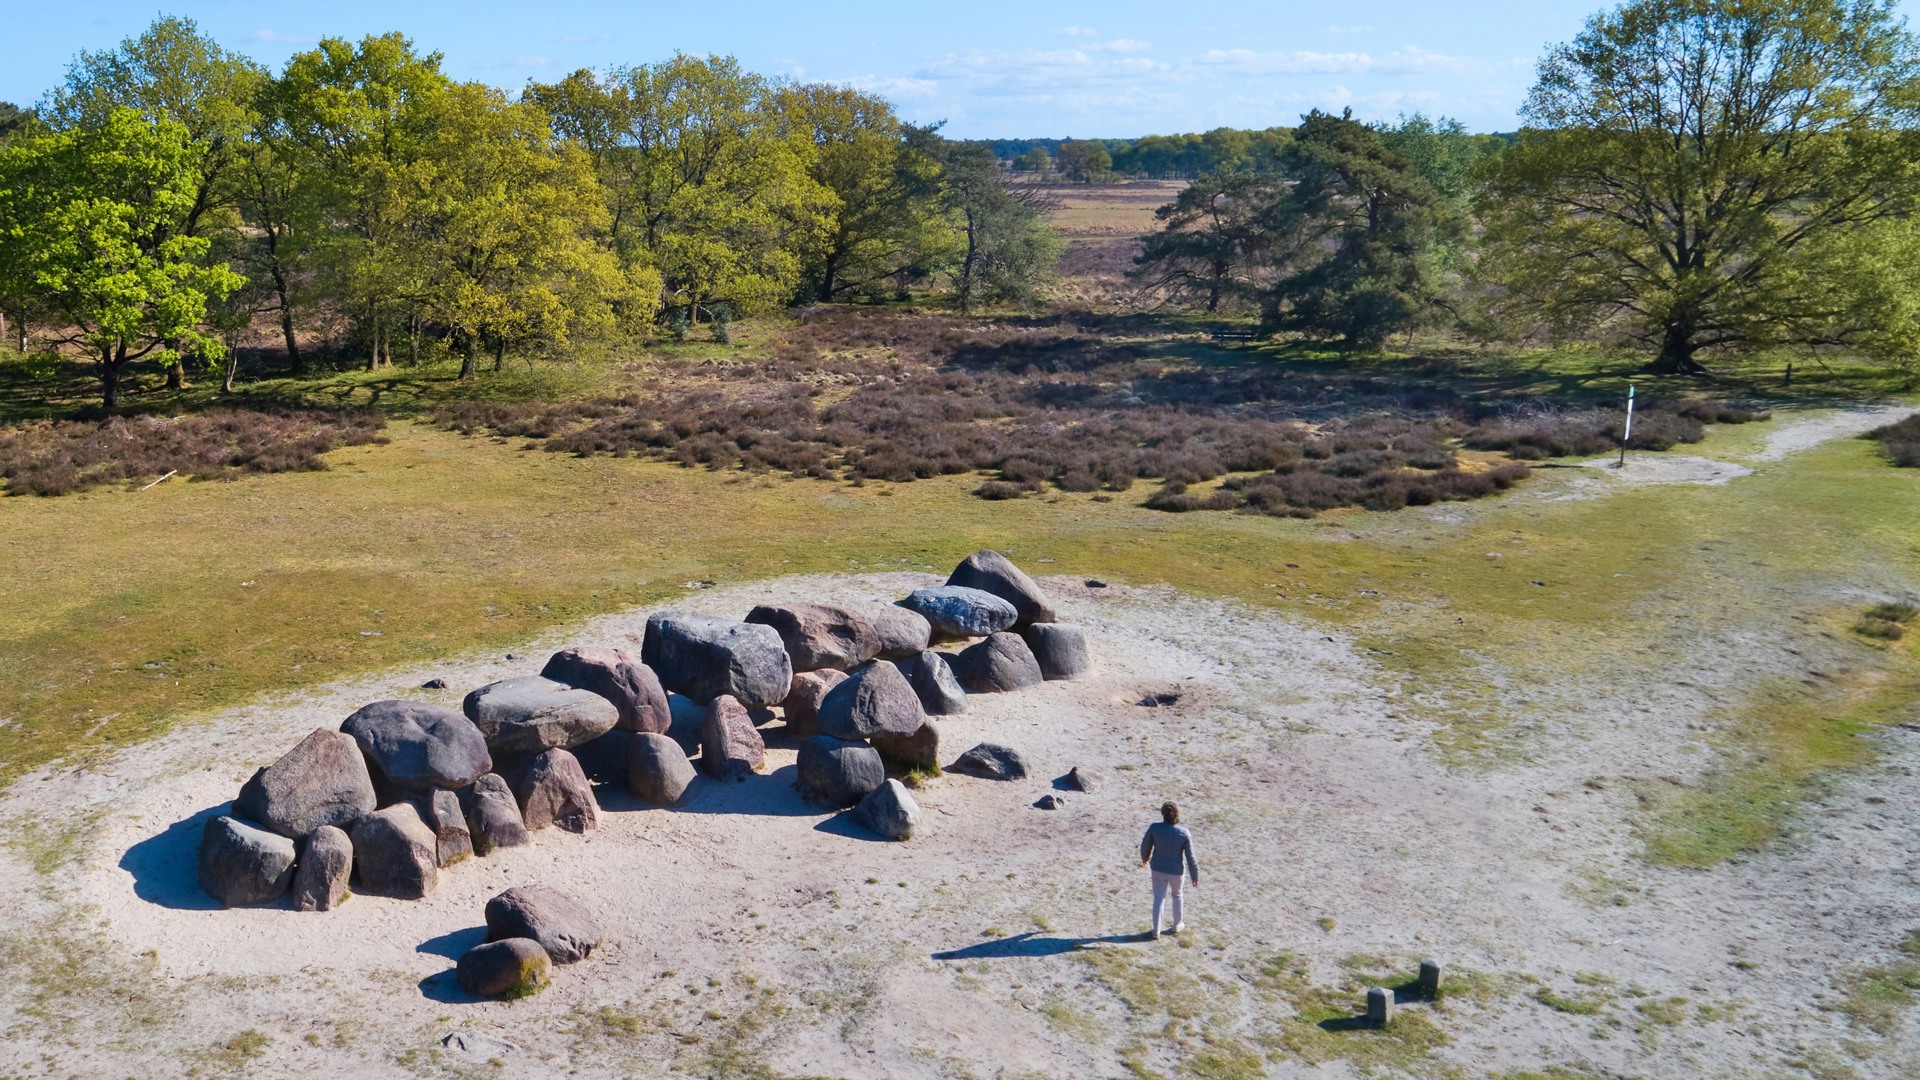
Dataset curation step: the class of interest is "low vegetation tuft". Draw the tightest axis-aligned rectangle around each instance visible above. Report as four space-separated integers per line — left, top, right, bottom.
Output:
0 406 387 496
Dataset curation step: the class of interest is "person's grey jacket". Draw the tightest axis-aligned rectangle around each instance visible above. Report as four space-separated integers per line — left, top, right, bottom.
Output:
1140 822 1199 882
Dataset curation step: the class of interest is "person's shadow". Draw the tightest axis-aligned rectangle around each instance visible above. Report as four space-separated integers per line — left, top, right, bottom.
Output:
119 804 229 910
931 931 1151 960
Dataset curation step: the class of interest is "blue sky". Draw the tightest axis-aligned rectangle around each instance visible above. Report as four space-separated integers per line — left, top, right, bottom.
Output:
6 2 1913 137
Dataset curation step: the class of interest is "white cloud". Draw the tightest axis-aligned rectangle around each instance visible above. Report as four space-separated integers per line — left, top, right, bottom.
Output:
1194 46 1499 76
514 55 553 68
1090 38 1152 54
1059 26 1098 37
841 74 940 100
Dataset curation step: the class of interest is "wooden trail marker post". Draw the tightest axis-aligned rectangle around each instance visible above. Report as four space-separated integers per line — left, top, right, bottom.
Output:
1616 385 1636 468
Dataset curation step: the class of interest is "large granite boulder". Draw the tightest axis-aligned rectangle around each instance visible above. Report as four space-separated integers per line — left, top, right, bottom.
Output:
856 779 922 840
511 749 598 833
860 603 933 660
464 773 531 855
462 676 620 756
233 729 377 840
628 732 697 805
817 661 926 741
780 669 847 738
541 647 671 734
457 938 551 998
485 884 602 964
699 695 766 780
1021 623 1091 680
745 603 882 672
950 633 1045 693
795 736 886 808
199 815 296 907
893 651 968 716
340 700 492 793
349 803 439 899
641 612 792 707
872 720 941 773
898 587 1017 642
418 788 474 867
949 742 1030 781
291 824 352 912
946 549 1057 627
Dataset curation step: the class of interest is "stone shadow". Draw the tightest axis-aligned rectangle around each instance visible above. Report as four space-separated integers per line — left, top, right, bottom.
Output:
417 924 487 961
931 931 1151 960
417 967 486 1004
119 803 230 911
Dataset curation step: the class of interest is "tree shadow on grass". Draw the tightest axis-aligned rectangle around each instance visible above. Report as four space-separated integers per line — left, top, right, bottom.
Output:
119 803 229 911
931 931 1152 960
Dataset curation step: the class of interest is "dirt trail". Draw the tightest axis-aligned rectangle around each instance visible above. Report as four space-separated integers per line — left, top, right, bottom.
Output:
0 571 1916 1078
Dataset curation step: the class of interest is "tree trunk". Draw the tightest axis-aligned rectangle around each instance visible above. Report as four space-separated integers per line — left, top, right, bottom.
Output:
1649 320 1711 375
101 342 124 411
267 228 303 372
167 354 187 391
367 300 380 372
458 337 476 380
493 336 506 372
958 206 980 315
821 250 840 303
222 349 240 394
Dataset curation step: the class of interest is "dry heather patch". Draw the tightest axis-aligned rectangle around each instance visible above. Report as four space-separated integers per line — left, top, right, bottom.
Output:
0 405 387 496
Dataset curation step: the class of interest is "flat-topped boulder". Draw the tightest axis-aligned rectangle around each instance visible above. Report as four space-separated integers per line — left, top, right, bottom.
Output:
627 732 697 805
817 661 926 741
541 647 671 734
340 700 492 793
1021 623 1091 680
949 742 1030 781
462 675 620 756
485 884 602 964
949 633 1046 693
796 735 886 808
199 815 296 907
700 695 766 780
233 728 376 839
860 603 933 660
349 803 439 899
947 550 1057 627
642 612 793 707
745 603 882 672
893 651 968 716
898 587 1018 641
781 669 847 738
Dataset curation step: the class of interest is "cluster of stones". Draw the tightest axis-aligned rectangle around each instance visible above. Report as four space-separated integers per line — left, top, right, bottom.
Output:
196 550 1091 917
455 885 603 999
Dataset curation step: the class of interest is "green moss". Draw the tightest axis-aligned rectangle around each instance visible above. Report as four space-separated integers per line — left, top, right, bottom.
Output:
1533 987 1610 1015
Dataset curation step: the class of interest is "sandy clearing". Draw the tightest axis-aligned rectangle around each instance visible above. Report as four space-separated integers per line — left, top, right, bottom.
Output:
0 571 1916 1079
1748 404 1912 462
1575 454 1755 485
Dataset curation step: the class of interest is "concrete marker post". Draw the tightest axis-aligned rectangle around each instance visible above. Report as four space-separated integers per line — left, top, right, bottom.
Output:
1366 986 1393 1026
1418 959 1442 1000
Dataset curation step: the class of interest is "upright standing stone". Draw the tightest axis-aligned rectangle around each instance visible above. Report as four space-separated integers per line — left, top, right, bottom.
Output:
511 749 599 833
1019 623 1091 681
893 651 968 715
291 824 353 912
946 549 1057 627
627 732 697 805
1418 959 1442 1000
699 695 766 780
540 647 671 733
465 773 531 855
418 788 474 867
949 632 1045 693
817 661 926 741
349 803 439 899
855 779 922 840
1366 987 1393 1026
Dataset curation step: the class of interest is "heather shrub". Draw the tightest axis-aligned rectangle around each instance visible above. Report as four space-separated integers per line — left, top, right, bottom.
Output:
1867 413 1920 467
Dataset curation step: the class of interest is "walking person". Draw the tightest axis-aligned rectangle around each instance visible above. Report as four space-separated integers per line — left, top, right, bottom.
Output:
1140 801 1199 939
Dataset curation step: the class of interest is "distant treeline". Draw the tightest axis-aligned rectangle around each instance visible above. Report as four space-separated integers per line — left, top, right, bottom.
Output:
981 129 1511 180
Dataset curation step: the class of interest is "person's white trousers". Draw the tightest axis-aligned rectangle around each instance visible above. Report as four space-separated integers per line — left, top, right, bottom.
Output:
1151 870 1185 931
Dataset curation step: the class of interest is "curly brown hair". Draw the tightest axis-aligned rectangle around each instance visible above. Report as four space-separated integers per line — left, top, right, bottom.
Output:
1161 801 1180 824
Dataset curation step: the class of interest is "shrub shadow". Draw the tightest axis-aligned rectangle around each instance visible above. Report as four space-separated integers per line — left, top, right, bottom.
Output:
119 804 230 911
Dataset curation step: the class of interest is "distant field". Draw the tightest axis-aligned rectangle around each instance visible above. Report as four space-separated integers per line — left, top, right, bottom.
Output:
1029 180 1185 239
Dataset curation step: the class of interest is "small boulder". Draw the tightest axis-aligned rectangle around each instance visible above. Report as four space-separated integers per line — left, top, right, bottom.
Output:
861 603 933 660
795 736 886 808
745 603 882 672
1034 794 1062 810
641 612 793 707
511 749 599 833
349 803 439 899
781 669 847 738
421 677 450 690
462 675 620 756
893 651 968 716
628 732 697 805
340 700 492 793
233 728 377 839
950 633 1045 693
199 815 296 907
541 647 671 734
699 695 766 780
949 742 1030 781
291 824 352 912
418 788 474 867
947 549 1057 627
1059 766 1099 793
898 586 1018 641
872 720 941 773
856 779 922 840
818 661 926 741
485 884 602 964
457 938 552 998
1021 623 1091 681
465 773 531 855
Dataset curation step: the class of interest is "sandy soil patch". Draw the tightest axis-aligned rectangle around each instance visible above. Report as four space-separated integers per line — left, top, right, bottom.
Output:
1 573 1916 1078
1576 454 1755 485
